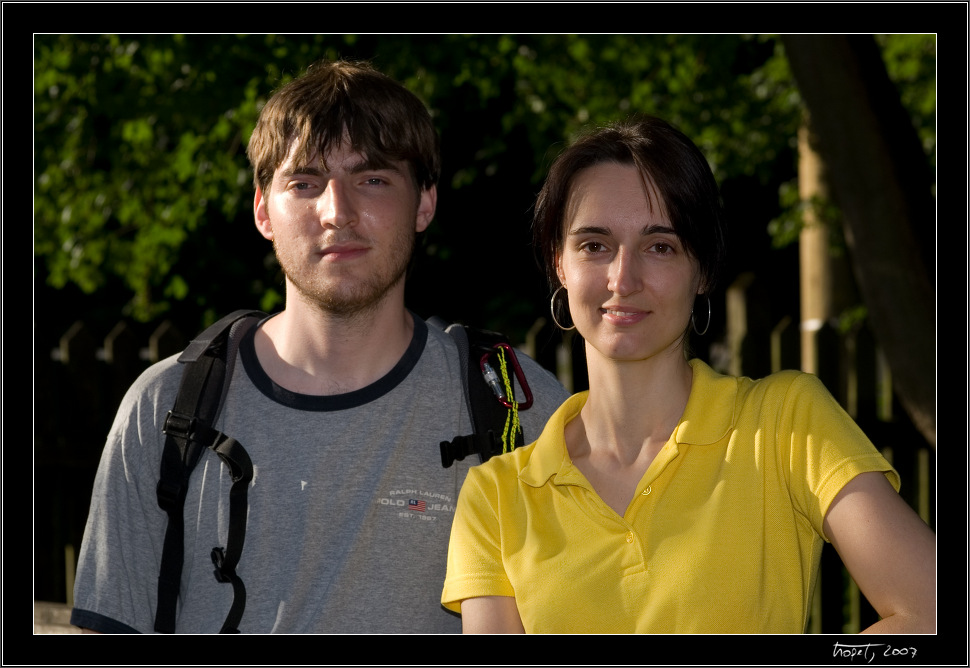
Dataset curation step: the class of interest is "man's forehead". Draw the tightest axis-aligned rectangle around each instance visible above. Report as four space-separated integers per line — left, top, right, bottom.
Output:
276 136 402 175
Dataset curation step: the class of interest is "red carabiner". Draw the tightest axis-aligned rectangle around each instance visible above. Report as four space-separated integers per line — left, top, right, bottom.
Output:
479 343 534 410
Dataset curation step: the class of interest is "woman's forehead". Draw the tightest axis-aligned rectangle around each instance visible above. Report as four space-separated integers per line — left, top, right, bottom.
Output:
565 162 669 227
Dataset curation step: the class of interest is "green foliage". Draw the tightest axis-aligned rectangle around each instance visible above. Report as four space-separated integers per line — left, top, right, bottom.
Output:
33 34 935 336
766 35 937 250
35 35 267 320
876 34 936 166
836 304 869 335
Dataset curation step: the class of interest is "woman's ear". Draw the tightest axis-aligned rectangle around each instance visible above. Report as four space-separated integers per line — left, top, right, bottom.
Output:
555 253 566 289
695 265 709 297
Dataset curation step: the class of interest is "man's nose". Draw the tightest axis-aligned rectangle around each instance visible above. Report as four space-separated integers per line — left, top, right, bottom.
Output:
320 179 356 229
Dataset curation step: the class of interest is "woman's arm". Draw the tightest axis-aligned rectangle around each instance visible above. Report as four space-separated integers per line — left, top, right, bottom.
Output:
460 596 526 634
823 471 936 633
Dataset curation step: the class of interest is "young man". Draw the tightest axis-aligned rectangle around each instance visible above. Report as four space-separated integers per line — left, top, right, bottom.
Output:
70 60 569 634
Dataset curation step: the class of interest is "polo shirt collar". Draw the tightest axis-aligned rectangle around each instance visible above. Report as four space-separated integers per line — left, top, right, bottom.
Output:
674 359 739 446
518 359 739 488
519 392 587 488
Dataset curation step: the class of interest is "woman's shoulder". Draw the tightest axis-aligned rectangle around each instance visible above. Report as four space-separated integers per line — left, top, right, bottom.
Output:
691 358 830 404
467 440 541 485
742 367 833 408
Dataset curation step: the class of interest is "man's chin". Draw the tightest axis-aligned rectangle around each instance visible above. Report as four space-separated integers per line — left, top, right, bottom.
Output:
294 278 405 320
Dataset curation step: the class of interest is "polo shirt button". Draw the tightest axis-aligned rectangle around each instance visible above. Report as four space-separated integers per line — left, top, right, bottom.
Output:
626 531 634 543
641 485 652 496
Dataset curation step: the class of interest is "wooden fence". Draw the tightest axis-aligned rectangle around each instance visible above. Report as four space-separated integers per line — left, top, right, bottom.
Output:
34 318 190 608
35 276 934 633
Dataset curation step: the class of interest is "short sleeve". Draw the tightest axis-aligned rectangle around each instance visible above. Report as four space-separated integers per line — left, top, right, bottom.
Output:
70 357 181 633
441 464 516 613
779 372 900 539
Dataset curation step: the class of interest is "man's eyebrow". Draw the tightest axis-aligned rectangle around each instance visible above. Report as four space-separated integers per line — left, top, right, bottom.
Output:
278 165 323 179
346 157 405 175
278 160 405 179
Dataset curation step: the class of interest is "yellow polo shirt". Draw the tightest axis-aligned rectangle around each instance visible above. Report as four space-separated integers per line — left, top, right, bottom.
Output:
441 359 899 633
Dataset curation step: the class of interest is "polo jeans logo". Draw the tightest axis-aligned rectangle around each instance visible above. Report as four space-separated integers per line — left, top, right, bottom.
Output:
377 488 456 521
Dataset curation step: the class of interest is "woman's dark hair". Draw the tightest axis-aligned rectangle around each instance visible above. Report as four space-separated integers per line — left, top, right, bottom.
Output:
533 115 727 295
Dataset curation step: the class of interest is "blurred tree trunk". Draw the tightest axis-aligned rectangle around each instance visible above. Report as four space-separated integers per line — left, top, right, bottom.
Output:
782 35 936 448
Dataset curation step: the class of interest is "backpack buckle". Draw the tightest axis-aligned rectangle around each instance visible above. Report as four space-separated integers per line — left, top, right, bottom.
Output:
211 547 232 583
440 431 500 468
155 479 182 510
163 410 195 440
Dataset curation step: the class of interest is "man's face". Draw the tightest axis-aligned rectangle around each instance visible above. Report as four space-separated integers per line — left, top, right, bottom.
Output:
255 139 436 317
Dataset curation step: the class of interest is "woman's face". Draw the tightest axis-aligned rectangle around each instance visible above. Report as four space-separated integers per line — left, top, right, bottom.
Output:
556 162 703 364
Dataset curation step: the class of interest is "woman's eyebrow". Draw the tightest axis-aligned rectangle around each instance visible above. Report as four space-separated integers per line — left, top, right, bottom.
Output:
568 225 611 236
567 224 678 236
641 224 678 236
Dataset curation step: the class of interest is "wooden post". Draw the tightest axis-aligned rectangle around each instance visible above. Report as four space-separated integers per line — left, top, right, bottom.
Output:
797 114 865 633
523 317 546 361
798 116 860 378
726 273 753 378
104 321 143 428
798 118 829 376
770 315 799 374
149 320 185 363
726 272 771 379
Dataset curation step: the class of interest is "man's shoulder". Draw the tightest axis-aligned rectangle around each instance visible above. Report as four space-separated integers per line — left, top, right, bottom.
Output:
129 353 184 397
108 353 186 429
423 319 564 387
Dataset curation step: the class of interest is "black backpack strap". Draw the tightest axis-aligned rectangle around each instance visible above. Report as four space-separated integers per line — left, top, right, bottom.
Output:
154 309 264 633
430 318 534 468
208 431 254 633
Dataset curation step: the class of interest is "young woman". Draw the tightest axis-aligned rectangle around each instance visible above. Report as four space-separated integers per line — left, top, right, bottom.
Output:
441 116 936 634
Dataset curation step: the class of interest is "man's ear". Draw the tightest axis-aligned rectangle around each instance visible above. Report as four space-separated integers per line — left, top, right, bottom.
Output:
415 185 437 233
254 186 274 241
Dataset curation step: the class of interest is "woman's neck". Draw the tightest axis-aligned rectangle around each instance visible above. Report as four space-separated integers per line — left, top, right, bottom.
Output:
581 346 693 455
564 346 694 515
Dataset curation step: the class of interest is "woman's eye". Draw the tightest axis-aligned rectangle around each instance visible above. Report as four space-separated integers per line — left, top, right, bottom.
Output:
581 242 604 253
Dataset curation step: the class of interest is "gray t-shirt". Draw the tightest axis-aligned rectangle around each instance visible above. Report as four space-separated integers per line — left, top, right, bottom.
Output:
70 315 570 633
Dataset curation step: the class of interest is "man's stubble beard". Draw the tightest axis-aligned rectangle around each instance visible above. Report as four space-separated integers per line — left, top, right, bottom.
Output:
272 220 417 320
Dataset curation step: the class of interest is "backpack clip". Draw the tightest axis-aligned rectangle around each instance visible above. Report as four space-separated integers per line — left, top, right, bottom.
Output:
479 343 534 410
211 547 231 583
439 431 501 469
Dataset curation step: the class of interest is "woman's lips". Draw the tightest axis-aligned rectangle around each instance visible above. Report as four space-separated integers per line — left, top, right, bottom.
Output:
601 306 648 324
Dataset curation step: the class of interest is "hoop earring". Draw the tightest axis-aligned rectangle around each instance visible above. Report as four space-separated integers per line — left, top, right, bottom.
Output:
550 285 576 331
691 294 711 336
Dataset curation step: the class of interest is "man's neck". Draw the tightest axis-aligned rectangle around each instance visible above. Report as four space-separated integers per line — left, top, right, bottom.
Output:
253 297 415 396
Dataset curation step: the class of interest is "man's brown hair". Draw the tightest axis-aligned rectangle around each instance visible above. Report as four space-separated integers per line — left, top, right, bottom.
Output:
247 60 440 196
